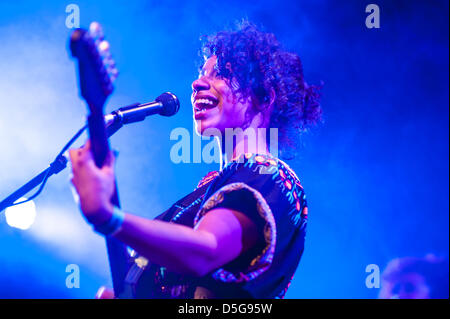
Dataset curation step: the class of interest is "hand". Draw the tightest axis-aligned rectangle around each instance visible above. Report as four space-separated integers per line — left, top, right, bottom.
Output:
69 140 115 226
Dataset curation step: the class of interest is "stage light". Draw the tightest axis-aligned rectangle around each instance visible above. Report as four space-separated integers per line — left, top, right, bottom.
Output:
5 198 37 230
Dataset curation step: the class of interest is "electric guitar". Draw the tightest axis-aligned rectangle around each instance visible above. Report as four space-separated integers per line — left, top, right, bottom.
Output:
69 22 131 298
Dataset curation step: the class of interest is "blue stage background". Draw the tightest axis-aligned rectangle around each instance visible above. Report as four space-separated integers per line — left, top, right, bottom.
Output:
0 0 448 298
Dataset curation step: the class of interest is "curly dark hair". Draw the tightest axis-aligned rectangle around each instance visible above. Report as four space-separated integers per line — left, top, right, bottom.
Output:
200 20 322 157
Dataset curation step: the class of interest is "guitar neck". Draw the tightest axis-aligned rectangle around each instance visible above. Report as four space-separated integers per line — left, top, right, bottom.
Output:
87 112 110 168
87 112 132 298
70 22 130 298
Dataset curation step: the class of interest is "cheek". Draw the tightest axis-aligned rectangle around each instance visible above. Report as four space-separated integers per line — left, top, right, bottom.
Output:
205 81 250 130
215 79 235 105
220 96 249 127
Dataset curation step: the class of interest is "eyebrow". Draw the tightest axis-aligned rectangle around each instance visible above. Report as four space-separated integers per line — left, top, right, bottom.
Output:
198 66 219 78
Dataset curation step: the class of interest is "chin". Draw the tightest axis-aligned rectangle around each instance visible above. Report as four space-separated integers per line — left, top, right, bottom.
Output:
195 119 222 137
194 122 204 136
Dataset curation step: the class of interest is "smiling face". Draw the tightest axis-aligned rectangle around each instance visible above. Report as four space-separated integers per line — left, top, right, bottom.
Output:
191 56 253 136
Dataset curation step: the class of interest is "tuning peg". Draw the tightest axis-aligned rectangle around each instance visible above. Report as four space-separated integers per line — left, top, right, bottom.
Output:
98 40 110 53
106 57 116 67
108 67 119 82
102 57 115 71
89 22 104 41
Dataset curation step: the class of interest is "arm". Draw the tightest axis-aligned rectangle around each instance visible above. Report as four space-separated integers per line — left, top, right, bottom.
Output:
114 207 258 276
69 142 258 277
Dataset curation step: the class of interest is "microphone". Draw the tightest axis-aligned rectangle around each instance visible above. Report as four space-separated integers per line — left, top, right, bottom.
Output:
104 92 180 126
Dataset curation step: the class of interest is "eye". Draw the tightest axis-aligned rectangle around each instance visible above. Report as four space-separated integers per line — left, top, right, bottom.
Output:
214 73 225 80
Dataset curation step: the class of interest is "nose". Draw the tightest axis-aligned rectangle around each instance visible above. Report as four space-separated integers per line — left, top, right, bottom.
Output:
192 76 210 93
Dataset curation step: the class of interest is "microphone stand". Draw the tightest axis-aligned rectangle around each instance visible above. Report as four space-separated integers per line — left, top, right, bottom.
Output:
0 116 125 213
0 155 68 212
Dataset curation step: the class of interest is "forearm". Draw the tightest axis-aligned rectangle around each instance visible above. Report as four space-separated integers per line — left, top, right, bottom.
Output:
69 143 251 277
112 213 218 276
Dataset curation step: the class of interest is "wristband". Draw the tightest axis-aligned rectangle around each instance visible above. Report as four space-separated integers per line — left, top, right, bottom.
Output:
93 206 125 237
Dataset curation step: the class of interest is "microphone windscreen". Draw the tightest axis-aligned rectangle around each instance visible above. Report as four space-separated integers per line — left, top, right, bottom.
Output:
156 92 180 117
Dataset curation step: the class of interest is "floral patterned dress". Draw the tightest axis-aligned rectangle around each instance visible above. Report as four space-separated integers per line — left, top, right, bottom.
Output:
122 153 308 299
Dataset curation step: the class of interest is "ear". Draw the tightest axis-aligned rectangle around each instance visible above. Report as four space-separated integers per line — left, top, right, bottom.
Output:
257 88 276 128
225 62 233 74
256 87 276 111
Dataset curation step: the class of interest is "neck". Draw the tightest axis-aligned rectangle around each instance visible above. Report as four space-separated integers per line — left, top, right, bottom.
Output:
217 126 270 170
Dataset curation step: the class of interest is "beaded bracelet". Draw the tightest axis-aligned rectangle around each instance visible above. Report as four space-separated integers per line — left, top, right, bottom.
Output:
93 206 125 237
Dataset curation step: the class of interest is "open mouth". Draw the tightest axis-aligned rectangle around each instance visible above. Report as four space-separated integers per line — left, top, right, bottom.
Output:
194 96 219 113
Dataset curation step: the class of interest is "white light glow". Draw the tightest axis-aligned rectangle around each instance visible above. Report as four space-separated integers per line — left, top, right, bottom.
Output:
5 197 37 230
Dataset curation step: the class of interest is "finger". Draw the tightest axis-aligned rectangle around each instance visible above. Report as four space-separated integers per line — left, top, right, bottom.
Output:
80 146 95 165
70 148 91 170
100 152 116 175
104 150 116 167
80 139 91 151
79 141 91 159
68 149 79 166
76 141 96 168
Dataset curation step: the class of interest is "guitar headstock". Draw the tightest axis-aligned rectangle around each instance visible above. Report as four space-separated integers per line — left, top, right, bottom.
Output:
70 22 118 115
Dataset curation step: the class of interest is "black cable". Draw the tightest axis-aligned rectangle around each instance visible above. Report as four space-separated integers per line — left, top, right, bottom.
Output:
8 124 88 207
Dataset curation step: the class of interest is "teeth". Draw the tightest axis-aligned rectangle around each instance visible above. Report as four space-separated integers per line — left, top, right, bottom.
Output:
197 98 213 105
194 97 217 113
